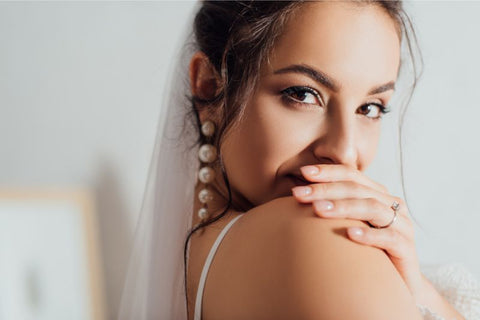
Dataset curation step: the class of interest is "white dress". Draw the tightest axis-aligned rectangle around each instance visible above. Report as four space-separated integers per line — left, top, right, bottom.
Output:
418 263 480 319
193 214 480 320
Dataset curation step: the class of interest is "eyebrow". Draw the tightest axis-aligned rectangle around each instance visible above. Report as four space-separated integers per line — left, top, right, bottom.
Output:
273 64 395 95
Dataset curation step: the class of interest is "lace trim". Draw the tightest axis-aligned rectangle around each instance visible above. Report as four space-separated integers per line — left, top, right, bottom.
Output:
417 303 456 320
416 262 480 320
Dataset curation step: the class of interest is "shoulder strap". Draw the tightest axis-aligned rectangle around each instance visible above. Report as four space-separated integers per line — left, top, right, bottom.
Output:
193 214 244 320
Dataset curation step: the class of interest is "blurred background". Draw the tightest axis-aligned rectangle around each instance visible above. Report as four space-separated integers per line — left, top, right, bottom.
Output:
1 1 479 319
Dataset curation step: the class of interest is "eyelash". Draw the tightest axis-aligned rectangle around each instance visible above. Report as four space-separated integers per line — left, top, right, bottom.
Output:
280 85 391 120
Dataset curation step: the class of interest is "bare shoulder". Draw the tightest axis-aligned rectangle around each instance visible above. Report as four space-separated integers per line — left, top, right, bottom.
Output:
204 196 422 320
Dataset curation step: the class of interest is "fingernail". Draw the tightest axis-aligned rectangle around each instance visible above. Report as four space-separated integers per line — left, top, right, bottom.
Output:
292 186 312 197
314 200 334 211
301 165 319 176
348 227 363 237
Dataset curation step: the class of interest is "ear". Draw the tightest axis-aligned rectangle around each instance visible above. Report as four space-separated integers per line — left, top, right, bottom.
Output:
189 51 222 122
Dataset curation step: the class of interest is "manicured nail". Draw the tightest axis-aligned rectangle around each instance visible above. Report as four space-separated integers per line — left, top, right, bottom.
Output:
292 186 312 197
348 227 364 237
301 165 319 176
314 200 334 211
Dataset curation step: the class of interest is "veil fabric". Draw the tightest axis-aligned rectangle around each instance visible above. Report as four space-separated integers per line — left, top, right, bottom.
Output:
118 2 201 319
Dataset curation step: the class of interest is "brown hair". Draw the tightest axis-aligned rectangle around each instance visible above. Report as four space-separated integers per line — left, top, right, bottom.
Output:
183 0 423 314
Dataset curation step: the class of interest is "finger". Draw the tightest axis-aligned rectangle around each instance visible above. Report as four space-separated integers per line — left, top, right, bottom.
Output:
300 164 388 194
347 226 423 296
292 180 401 210
312 198 411 237
314 198 392 227
346 226 412 260
292 180 385 203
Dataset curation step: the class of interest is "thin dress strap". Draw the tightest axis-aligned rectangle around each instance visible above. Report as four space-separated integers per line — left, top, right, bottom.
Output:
193 214 244 320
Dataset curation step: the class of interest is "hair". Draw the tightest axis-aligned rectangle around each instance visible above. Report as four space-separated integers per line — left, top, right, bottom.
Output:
182 0 424 315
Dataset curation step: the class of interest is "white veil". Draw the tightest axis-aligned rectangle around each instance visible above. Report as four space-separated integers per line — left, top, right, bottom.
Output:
118 2 202 319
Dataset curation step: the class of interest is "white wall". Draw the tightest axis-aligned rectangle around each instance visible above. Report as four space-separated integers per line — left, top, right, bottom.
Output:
0 2 198 319
1 1 479 319
383 1 480 271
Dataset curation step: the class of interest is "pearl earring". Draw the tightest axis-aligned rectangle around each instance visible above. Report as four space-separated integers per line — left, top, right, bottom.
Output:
197 120 217 220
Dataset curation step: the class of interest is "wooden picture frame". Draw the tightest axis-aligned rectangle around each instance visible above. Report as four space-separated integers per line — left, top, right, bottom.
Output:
0 189 106 320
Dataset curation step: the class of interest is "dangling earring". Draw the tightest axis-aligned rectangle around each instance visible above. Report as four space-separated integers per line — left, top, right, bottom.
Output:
197 120 217 221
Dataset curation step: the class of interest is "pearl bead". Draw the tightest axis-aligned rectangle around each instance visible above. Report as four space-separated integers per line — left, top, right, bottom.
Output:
198 144 217 163
198 207 209 219
198 188 213 203
198 166 215 183
201 120 215 137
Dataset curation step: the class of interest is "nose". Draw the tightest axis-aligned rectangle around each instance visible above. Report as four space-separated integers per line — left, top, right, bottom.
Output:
312 108 358 168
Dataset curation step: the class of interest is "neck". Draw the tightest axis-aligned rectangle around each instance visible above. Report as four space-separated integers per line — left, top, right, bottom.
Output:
191 164 251 227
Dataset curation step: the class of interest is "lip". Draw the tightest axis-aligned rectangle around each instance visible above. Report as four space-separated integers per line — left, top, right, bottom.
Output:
287 174 310 187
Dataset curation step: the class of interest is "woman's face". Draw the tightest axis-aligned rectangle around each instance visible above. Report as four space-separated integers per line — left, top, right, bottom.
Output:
220 1 401 209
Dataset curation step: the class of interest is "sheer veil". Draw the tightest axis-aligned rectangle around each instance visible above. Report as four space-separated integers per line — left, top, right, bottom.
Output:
118 2 201 319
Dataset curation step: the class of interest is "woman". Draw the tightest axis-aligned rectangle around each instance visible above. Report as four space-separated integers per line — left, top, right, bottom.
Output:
119 1 480 319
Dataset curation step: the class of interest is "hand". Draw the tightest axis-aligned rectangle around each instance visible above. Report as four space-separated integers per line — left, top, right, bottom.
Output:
290 164 424 298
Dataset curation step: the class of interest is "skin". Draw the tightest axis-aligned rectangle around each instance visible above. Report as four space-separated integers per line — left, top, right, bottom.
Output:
188 1 464 319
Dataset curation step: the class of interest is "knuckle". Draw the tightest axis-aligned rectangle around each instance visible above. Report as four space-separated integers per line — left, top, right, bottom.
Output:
338 201 350 217
389 230 401 245
315 182 328 194
365 230 377 243
379 184 389 194
350 167 361 180
368 198 384 212
348 180 362 193
318 164 331 176
331 200 342 214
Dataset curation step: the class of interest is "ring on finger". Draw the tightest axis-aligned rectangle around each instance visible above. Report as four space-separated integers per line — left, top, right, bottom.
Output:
368 200 399 229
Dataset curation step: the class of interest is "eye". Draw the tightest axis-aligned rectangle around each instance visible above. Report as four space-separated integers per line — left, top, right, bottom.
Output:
358 103 391 120
280 86 323 108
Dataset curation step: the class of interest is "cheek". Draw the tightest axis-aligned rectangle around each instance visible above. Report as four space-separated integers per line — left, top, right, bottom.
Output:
221 97 300 205
358 124 381 167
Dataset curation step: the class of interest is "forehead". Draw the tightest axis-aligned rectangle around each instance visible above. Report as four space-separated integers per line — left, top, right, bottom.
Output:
265 1 401 92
